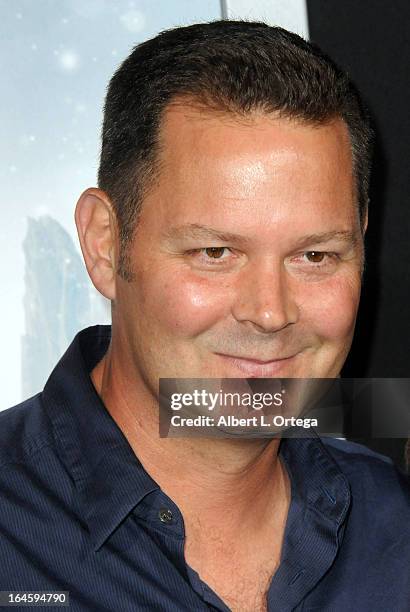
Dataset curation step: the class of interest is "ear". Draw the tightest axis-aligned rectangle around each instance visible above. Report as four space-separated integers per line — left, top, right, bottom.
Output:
75 188 118 301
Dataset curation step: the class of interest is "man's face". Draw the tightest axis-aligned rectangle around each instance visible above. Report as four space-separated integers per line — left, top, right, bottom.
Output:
114 104 364 393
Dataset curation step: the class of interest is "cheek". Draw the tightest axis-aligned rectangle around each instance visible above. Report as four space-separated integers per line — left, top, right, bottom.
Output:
143 272 231 337
302 275 361 341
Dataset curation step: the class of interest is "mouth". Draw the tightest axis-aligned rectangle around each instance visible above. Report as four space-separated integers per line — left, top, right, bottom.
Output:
215 353 300 377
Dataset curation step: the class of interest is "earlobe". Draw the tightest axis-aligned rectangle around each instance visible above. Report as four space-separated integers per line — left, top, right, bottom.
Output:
74 187 117 301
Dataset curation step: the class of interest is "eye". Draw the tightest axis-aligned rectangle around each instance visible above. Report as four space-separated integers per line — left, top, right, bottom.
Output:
185 246 235 267
288 250 340 279
304 251 327 263
204 247 228 259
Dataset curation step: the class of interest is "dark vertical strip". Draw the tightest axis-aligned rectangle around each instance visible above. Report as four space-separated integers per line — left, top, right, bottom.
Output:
307 0 410 469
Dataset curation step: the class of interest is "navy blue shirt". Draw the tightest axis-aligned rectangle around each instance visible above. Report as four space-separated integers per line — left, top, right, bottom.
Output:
0 325 409 611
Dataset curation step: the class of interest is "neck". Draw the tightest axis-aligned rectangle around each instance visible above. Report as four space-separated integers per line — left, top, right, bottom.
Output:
91 341 290 539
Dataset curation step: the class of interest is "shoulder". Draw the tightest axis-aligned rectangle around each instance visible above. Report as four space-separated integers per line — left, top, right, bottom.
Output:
321 437 409 516
0 394 54 468
322 436 406 468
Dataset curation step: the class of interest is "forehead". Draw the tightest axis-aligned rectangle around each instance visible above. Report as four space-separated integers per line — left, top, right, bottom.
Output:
158 101 353 176
140 102 356 237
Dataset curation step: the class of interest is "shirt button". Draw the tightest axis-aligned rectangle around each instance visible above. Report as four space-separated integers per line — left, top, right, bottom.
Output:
158 508 173 523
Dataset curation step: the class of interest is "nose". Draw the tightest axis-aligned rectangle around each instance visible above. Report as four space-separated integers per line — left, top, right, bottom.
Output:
231 260 299 333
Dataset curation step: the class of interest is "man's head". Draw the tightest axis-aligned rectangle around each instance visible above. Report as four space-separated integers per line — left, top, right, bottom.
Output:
97 20 372 279
75 20 372 391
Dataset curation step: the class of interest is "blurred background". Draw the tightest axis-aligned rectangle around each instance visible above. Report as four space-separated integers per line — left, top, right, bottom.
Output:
1 0 408 469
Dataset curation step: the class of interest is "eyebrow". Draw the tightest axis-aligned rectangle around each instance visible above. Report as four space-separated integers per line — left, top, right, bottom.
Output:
162 224 254 245
293 230 359 249
163 224 359 248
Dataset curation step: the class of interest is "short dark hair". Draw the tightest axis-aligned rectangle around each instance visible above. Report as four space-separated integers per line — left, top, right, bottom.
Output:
98 20 373 280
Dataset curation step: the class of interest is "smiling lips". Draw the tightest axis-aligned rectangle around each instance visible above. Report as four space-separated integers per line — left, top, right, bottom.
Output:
216 353 298 377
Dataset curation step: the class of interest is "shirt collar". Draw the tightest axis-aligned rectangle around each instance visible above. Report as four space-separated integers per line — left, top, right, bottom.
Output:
273 432 351 608
280 431 351 525
41 325 351 559
41 325 159 551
